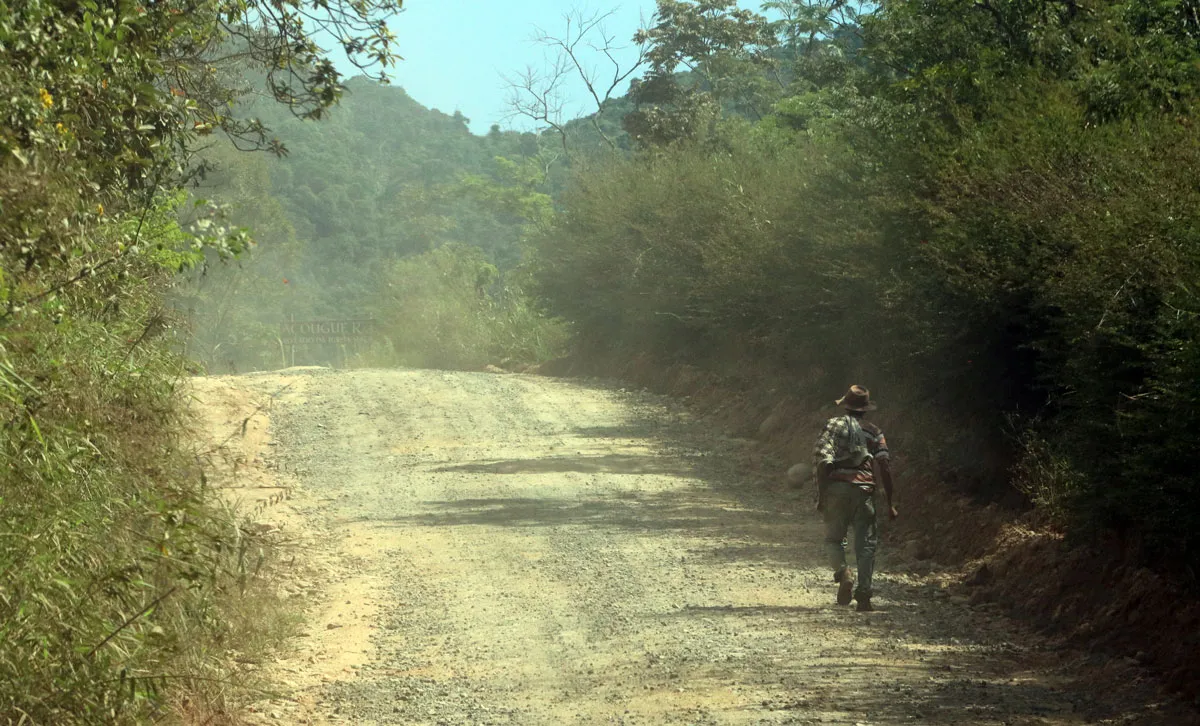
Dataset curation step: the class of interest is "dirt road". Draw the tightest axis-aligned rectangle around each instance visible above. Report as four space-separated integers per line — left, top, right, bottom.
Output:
192 368 1186 726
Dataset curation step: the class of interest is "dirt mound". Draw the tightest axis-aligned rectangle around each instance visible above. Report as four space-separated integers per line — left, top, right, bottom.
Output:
974 528 1200 697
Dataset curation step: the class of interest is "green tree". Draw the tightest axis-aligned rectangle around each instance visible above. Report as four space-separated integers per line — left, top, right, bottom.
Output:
625 0 778 145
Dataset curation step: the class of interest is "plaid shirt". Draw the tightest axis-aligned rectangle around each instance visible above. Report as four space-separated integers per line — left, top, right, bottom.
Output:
813 415 890 490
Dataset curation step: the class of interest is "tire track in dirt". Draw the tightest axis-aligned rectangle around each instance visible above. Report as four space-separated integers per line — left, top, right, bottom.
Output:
200 367 1190 726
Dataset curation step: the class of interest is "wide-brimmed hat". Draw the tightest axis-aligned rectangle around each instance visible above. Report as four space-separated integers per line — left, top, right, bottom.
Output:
836 385 876 412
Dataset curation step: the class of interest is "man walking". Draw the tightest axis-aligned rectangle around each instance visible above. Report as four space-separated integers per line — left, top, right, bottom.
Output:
812 385 897 611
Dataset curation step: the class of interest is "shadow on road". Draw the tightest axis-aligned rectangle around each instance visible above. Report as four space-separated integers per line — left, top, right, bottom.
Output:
371 492 787 538
431 453 697 477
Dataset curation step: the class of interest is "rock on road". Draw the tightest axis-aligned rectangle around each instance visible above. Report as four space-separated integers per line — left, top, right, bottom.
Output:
194 367 1182 726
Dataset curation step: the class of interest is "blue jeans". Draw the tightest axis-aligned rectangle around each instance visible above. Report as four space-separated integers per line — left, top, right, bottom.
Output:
823 481 878 600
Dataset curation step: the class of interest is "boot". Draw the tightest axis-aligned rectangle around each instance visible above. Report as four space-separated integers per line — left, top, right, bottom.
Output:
835 567 854 606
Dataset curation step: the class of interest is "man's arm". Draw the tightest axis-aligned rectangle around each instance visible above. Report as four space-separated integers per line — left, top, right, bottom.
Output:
812 419 837 512
869 425 898 520
815 460 831 486
815 463 830 512
877 456 898 520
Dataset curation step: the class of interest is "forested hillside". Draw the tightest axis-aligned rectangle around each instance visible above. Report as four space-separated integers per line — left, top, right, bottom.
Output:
180 78 568 371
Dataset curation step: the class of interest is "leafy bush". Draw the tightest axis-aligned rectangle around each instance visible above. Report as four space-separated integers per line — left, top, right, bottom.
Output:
535 131 877 366
375 244 569 370
534 0 1200 575
895 92 1200 558
0 223 290 721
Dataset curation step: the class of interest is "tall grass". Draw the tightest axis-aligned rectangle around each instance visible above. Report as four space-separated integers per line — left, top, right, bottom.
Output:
0 241 292 723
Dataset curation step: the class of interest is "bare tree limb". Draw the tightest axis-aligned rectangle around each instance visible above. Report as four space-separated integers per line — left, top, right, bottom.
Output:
502 61 573 155
505 6 648 154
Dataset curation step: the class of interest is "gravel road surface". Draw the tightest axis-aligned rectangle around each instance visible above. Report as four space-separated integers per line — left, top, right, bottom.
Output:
193 368 1188 726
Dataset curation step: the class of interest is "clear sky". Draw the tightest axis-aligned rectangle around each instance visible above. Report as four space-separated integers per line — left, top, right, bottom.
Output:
349 1 657 135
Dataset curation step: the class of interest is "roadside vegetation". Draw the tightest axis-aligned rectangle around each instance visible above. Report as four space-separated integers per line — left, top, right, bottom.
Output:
376 243 569 370
0 0 399 720
530 0 1200 577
